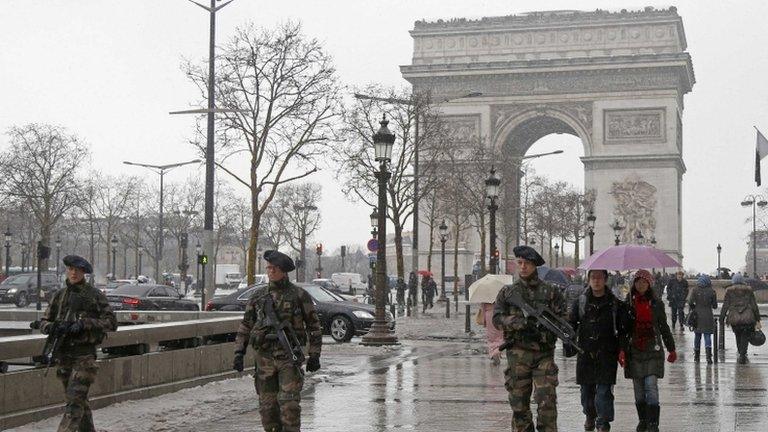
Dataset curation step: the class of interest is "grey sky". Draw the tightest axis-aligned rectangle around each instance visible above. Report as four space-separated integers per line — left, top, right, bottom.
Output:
0 0 764 273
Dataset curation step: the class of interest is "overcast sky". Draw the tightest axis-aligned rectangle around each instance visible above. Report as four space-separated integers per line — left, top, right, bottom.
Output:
0 0 764 273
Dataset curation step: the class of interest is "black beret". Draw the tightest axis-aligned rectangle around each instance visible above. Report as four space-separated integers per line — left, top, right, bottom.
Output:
512 246 545 266
62 255 93 274
263 250 295 272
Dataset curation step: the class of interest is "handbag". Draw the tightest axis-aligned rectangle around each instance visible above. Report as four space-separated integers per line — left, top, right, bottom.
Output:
685 309 698 330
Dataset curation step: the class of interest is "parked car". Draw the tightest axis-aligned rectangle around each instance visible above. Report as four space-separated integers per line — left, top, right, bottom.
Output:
312 278 356 301
237 274 268 289
205 283 394 342
0 272 60 307
101 279 137 294
106 284 200 311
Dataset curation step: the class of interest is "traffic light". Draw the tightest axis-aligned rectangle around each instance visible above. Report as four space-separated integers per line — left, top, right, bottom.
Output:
340 245 346 257
316 243 323 255
180 233 188 248
198 254 208 265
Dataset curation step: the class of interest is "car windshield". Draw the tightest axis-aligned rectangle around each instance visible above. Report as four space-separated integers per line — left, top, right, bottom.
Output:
2 275 32 285
303 285 342 302
111 285 152 296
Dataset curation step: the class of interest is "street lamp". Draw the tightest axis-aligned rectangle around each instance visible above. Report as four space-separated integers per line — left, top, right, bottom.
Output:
315 243 323 279
486 167 501 275
554 243 560 268
742 195 768 277
123 159 201 282
195 241 201 291
55 235 62 278
610 219 624 246
586 210 596 256
438 219 449 302
138 245 144 276
716 243 722 279
361 115 398 346
257 245 263 274
20 242 27 272
110 235 118 280
4 228 11 277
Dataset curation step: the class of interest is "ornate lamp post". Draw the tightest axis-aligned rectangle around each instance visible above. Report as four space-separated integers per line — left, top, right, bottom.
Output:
586 210 596 256
368 208 378 275
438 219 449 302
4 229 11 277
110 235 118 280
361 116 398 346
138 245 144 276
742 195 768 277
716 243 722 279
315 243 323 279
55 235 62 278
485 167 501 275
195 241 201 291
611 220 624 246
554 243 560 268
20 242 27 272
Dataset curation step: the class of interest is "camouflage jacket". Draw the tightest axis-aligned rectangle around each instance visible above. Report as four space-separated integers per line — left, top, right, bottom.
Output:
492 274 566 352
234 278 322 358
40 280 118 355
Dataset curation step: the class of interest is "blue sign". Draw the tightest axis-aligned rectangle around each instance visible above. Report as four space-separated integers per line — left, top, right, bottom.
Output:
367 239 378 252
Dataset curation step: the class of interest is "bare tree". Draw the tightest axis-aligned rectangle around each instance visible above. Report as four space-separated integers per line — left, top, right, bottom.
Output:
184 21 341 285
0 124 89 270
274 183 322 282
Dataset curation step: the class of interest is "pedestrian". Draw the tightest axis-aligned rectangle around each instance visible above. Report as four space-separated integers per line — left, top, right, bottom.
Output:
232 250 323 432
493 246 565 432
569 269 629 432
688 275 717 364
407 271 418 308
665 271 689 331
38 255 118 432
721 273 762 364
422 276 436 312
478 301 504 365
651 272 664 300
624 269 676 432
396 277 406 307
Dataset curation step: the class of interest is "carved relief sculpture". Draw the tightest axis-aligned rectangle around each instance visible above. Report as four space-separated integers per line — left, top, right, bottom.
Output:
604 108 665 143
610 178 657 244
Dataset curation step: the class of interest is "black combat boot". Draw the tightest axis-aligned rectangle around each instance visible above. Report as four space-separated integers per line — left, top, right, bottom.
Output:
693 350 700 363
584 415 596 431
706 347 713 364
646 404 660 432
634 402 647 432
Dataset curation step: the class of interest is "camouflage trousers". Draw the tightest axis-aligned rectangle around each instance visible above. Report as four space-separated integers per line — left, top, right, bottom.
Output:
504 347 559 432
254 352 305 432
56 354 98 432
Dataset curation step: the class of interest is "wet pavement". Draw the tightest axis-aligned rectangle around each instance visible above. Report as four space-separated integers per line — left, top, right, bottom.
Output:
7 306 768 432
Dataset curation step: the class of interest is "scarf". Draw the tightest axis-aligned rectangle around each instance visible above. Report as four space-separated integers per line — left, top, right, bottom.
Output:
633 292 655 351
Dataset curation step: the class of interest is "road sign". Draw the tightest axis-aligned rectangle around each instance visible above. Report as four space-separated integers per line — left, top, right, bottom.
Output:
198 254 208 265
367 239 378 252
368 254 377 263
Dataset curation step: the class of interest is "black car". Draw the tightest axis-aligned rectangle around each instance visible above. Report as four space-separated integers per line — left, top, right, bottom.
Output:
106 284 200 311
0 272 60 307
206 283 395 342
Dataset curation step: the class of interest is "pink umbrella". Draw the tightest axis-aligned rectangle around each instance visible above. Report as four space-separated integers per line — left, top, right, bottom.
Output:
578 244 680 271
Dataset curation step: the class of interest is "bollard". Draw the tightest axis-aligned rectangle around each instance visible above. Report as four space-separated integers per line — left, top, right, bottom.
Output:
446 298 450 319
455 296 459 313
465 304 471 333
712 315 718 363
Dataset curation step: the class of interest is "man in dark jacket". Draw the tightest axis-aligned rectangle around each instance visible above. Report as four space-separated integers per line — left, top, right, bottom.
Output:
665 271 689 331
569 269 629 432
39 255 117 432
407 271 418 308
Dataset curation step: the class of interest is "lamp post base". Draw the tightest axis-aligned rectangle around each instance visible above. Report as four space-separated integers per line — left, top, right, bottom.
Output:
360 320 399 346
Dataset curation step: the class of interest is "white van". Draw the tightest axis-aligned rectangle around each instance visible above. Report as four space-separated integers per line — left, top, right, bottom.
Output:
331 273 366 295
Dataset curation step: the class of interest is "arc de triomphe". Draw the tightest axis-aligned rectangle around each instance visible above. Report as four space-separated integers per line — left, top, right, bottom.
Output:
402 7 694 267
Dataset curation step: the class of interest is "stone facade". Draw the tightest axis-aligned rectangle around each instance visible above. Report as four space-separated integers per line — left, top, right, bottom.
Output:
402 7 694 265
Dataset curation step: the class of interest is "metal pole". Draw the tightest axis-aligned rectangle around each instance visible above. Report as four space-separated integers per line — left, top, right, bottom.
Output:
489 199 498 275
4 244 9 276
589 229 594 256
139 251 143 276
440 238 446 300
111 246 117 278
56 246 60 278
200 262 207 310
158 170 165 282
753 201 758 278
411 110 420 276
36 242 42 311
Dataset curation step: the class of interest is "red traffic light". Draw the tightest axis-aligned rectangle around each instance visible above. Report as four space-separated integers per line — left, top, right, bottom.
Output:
316 243 323 255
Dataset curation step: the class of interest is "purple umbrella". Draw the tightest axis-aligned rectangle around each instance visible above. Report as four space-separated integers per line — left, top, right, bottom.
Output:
578 244 680 271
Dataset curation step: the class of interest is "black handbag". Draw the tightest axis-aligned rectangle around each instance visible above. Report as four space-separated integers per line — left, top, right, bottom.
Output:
685 309 698 330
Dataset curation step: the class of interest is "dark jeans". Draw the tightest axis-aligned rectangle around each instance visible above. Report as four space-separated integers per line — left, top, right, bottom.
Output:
670 306 685 327
733 325 755 355
580 383 614 427
694 332 712 350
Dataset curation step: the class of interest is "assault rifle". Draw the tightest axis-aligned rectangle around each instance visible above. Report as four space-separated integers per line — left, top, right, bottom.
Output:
263 295 306 368
499 289 583 355
30 294 79 375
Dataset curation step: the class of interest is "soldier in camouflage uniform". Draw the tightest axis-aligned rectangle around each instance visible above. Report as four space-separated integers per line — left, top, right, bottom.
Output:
233 250 322 432
493 246 566 432
38 255 117 432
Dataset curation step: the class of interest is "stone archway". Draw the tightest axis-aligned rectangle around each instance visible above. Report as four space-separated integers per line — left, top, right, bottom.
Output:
402 7 694 268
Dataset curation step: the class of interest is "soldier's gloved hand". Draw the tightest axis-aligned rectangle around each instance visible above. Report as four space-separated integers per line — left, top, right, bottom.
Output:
233 352 245 372
52 322 70 337
306 355 321 372
67 320 85 335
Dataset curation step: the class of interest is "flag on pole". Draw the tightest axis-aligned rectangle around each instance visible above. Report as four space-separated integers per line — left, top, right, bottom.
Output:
756 127 768 186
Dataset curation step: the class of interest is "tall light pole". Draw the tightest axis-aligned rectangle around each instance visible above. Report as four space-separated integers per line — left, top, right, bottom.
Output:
361 116 398 346
586 210 596 256
55 235 62 279
138 245 144 276
554 243 560 268
110 235 118 280
315 243 323 279
611 219 624 246
485 167 501 274
438 220 449 302
123 159 200 281
20 242 27 272
716 243 722 279
742 195 768 277
4 229 11 277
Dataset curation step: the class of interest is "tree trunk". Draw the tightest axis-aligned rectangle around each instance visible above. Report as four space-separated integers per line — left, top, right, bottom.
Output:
452 220 460 303
479 212 487 275
427 219 435 273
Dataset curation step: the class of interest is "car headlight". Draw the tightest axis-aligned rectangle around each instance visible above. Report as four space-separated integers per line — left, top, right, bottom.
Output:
7 288 17 293
352 310 374 320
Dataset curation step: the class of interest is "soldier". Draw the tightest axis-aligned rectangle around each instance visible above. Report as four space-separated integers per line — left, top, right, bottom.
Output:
38 255 117 432
493 246 566 432
233 250 322 432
